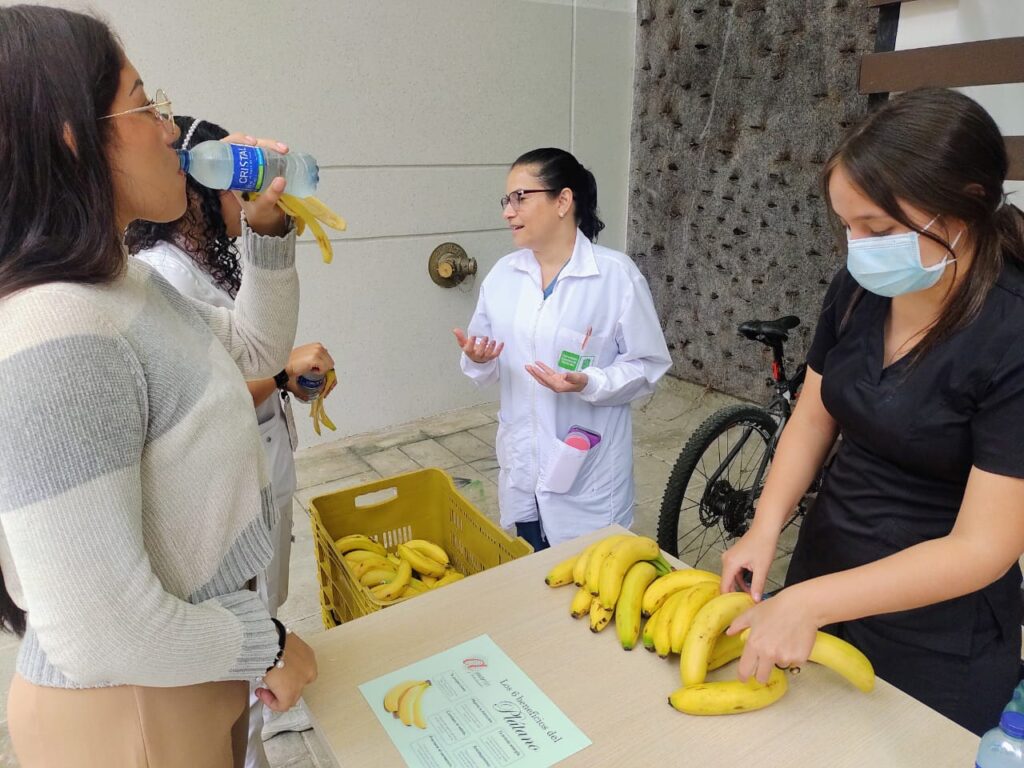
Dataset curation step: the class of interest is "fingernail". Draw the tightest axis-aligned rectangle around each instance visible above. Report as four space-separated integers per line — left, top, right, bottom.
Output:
245 135 256 143
753 592 762 602
277 142 288 151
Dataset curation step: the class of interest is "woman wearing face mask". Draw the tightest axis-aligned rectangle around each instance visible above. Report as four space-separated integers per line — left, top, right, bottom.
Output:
453 148 671 550
720 88 1024 735
0 6 316 765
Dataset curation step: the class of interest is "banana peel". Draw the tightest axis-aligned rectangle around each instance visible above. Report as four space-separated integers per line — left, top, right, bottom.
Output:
247 191 346 264
310 369 338 436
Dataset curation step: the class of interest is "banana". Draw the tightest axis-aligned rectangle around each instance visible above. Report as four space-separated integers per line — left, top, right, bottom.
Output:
809 631 875 692
680 592 755 685
421 575 438 588
654 589 689 658
707 632 746 672
359 567 398 587
614 561 659 650
345 549 389 564
669 667 787 715
351 558 394 579
387 554 402 568
570 587 594 619
405 578 430 594
642 606 660 651
597 536 661 609
372 558 412 601
545 553 579 587
411 682 430 729
309 370 338 435
585 534 632 595
334 535 386 557
641 569 721 617
669 581 721 655
398 681 430 726
398 543 447 578
434 571 465 588
573 542 598 587
404 539 450 567
589 597 614 633
383 679 426 714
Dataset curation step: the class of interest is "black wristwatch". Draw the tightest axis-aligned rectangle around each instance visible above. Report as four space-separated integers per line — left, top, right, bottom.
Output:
274 370 290 391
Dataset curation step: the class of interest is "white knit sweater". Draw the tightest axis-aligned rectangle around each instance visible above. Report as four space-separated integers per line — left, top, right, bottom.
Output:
0 221 298 688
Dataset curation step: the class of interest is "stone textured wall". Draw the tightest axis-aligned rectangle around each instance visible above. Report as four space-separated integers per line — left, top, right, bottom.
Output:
628 0 877 398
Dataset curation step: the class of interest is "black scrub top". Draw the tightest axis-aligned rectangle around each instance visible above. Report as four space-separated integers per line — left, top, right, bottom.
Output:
786 265 1024 658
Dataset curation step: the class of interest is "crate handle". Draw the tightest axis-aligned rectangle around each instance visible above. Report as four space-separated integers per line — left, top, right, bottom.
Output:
354 486 399 509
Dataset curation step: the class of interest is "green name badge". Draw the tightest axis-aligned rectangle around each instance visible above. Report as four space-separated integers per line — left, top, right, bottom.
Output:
558 350 581 371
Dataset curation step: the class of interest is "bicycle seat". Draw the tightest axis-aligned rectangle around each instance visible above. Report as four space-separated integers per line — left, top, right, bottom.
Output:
738 316 800 343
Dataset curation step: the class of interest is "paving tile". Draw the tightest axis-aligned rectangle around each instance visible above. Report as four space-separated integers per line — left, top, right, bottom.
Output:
278 544 325 627
399 439 463 470
264 731 310 767
294 442 373 490
363 447 420 477
345 424 429 456
0 642 19 724
632 453 673 508
468 422 498 447
280 758 317 768
420 409 494 438
436 432 495 464
468 457 501 484
294 471 382 512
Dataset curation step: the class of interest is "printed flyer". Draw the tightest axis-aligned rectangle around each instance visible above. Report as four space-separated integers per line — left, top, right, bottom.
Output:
359 634 591 767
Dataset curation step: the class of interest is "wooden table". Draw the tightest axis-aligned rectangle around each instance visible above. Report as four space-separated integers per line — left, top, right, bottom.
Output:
304 526 979 767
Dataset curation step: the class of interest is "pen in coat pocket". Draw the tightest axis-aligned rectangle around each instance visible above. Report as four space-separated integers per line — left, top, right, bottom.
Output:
581 326 593 352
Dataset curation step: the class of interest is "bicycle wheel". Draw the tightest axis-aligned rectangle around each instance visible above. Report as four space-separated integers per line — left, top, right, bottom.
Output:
656 404 778 567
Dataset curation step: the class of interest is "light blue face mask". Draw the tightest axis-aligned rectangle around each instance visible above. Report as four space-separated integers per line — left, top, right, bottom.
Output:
846 215 963 298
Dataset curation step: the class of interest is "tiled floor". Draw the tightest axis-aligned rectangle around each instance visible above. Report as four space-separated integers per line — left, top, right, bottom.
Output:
0 376 762 767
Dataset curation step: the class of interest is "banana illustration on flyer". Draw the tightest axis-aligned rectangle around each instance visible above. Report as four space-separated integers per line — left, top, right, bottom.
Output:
360 634 591 767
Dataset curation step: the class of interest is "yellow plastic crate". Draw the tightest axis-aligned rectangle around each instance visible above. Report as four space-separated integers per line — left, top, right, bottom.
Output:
309 468 532 627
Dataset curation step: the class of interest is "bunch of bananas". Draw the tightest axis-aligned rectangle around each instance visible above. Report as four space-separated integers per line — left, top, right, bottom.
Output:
310 369 337 436
383 679 432 729
546 533 876 716
335 535 466 604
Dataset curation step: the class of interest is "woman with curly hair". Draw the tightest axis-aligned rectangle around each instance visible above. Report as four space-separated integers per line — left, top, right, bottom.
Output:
126 116 336 768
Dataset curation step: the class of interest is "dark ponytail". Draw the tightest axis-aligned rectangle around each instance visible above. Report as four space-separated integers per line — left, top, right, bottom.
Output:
512 148 605 242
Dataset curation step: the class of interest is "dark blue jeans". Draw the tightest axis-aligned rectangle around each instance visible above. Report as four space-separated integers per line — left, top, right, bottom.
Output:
515 520 550 552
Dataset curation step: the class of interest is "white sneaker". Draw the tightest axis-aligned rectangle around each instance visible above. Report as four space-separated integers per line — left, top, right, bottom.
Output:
261 701 313 740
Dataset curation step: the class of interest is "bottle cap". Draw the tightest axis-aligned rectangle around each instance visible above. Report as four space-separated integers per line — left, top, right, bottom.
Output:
1000 711 1024 739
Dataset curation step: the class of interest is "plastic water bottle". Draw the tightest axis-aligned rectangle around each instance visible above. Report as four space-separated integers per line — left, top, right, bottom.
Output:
178 141 319 197
295 371 326 402
1005 681 1024 715
976 711 1024 767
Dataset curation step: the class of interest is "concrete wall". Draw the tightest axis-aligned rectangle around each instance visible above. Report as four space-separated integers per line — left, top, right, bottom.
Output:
58 0 637 446
626 0 876 399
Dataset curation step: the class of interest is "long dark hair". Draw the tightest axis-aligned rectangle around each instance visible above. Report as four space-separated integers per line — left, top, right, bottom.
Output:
125 116 243 297
825 88 1024 361
513 148 605 242
0 5 126 636
0 6 124 305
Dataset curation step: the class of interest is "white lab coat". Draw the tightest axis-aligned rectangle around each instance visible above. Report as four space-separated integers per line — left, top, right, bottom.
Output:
461 230 671 546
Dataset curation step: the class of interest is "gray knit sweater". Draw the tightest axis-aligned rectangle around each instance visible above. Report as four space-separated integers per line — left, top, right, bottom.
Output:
0 221 298 688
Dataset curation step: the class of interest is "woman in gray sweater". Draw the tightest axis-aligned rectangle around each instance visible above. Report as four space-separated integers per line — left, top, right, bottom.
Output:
0 6 317 765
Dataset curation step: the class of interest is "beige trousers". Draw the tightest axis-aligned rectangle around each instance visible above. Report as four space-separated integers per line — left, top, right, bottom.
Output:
8 673 249 767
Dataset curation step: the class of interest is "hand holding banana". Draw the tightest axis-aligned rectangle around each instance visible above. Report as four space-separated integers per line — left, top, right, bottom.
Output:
545 533 875 716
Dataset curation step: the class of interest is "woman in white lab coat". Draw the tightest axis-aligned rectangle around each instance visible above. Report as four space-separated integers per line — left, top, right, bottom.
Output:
455 148 671 549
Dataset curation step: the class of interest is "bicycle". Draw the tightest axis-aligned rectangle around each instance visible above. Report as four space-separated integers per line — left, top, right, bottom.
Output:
655 315 821 567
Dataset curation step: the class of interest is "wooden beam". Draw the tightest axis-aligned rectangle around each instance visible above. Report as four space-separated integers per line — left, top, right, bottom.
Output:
860 37 1024 93
1008 137 1024 182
